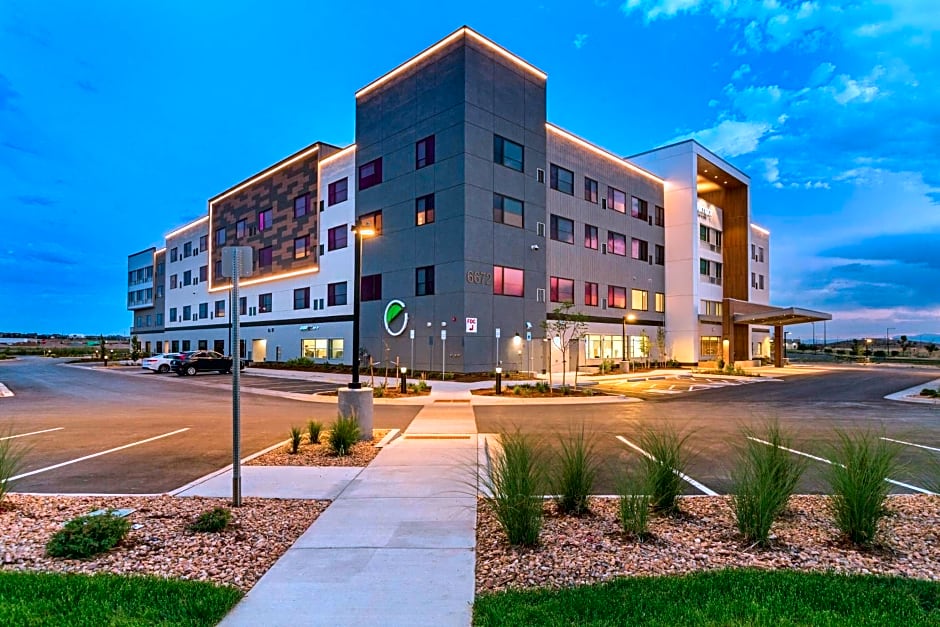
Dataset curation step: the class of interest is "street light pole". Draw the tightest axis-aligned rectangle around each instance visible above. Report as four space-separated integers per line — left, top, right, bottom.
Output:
886 327 894 355
349 224 375 389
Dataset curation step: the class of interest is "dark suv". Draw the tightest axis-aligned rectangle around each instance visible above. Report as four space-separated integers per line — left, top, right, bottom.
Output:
171 351 248 376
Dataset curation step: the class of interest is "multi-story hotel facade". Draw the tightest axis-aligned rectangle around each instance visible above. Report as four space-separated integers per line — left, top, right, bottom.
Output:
127 27 827 372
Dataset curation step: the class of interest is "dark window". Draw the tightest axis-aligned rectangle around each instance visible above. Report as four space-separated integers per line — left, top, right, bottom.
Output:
236 219 246 238
416 194 435 225
294 194 309 218
259 246 273 268
550 164 574 195
550 276 574 303
415 266 435 296
183 305 192 320
169 247 178 262
171 340 179 352
198 303 208 319
215 300 225 316
170 274 178 289
294 287 310 310
258 208 273 231
358 158 383 190
493 265 524 297
655 244 665 265
182 340 191 351
360 210 382 235
183 242 192 257
607 187 626 213
215 227 226 246
361 274 382 301
259 293 272 313
328 177 348 205
199 265 208 282
631 238 649 261
700 258 710 275
632 197 649 220
214 340 225 353
607 231 626 256
608 285 627 309
199 235 208 251
550 215 574 244
655 205 665 227
239 297 247 315
584 224 599 250
328 225 348 251
294 235 310 259
584 177 598 203
169 307 177 322
494 135 524 171
214 260 222 279
327 282 347 306
198 340 208 350
585 282 599 306
493 193 524 228
183 270 192 285
416 135 435 169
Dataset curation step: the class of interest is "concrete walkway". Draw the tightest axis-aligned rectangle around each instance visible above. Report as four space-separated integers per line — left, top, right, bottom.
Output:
220 400 479 627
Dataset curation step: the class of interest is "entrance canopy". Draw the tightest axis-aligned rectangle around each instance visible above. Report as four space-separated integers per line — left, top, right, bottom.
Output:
733 306 831 326
723 300 831 367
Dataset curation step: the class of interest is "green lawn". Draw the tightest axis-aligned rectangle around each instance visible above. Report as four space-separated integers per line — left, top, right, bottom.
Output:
0 571 242 626
474 569 940 626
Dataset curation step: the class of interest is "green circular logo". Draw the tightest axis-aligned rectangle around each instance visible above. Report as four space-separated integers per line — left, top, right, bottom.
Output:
383 300 408 336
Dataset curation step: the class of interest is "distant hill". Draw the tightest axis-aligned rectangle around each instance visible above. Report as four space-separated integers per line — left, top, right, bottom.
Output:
911 334 940 343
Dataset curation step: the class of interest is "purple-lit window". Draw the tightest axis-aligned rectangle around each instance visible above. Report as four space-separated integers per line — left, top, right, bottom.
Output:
607 285 627 309
494 265 524 297
585 282 599 306
258 208 273 231
327 225 348 251
236 219 246 238
584 177 598 203
607 231 626 256
294 194 309 218
358 158 383 190
294 236 310 259
607 187 626 213
631 238 648 261
259 246 273 268
361 274 382 301
631 197 649 220
328 178 348 205
327 282 347 306
584 224 598 250
416 135 435 169
550 276 574 303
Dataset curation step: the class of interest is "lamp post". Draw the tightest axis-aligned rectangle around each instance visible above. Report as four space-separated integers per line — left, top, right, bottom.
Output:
622 313 636 370
441 321 447 380
886 327 894 356
349 223 375 389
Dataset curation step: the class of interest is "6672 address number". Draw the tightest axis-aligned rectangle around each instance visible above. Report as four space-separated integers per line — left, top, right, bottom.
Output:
466 271 493 285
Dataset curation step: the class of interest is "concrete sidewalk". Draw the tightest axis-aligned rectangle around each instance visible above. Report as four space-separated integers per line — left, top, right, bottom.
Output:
220 401 479 627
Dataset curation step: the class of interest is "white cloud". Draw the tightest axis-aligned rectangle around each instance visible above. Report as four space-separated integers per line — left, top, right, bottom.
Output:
671 119 773 157
807 61 836 87
731 63 751 80
573 33 589 49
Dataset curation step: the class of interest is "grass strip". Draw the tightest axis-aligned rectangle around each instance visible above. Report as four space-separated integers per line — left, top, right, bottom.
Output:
0 571 242 626
474 569 940 626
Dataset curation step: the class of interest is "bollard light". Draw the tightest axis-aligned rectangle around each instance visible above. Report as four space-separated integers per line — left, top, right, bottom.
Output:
495 366 503 395
400 366 408 394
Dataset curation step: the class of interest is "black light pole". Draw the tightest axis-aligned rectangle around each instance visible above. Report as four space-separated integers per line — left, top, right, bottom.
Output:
350 225 365 389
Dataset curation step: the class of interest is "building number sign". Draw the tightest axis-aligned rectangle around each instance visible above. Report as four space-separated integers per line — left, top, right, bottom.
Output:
466 271 492 285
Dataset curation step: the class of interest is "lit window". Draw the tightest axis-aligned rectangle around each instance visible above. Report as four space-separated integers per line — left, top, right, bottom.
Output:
329 338 344 360
328 178 348 205
550 276 574 303
258 208 273 231
550 215 574 244
550 164 574 195
294 235 310 259
607 285 627 309
607 187 626 213
631 289 648 311
631 238 648 261
494 135 524 171
585 282 599 306
358 158 383 190
493 193 524 228
607 231 626 256
416 194 435 225
360 210 382 235
494 265 524 297
655 292 665 313
416 135 435 169
631 197 649 220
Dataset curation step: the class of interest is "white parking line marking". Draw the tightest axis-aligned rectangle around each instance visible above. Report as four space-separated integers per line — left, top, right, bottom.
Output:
5 428 190 482
0 427 64 441
880 437 940 454
616 435 719 496
747 436 937 495
0 383 13 397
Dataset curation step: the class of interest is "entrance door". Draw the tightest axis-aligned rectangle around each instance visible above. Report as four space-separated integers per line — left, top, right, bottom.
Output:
252 339 267 362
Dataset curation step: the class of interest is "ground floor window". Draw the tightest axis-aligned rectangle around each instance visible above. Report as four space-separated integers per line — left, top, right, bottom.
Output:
198 340 208 350
302 339 328 360
171 340 179 352
700 336 720 359
584 334 624 360
181 340 191 351
329 338 344 360
214 340 225 354
156 341 163 353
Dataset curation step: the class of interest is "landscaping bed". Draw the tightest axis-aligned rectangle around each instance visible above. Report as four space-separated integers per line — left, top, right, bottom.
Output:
475 494 940 594
246 429 391 467
0 494 326 591
471 384 611 398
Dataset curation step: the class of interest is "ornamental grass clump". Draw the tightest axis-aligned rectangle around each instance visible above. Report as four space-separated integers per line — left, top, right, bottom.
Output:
827 430 900 546
328 414 361 456
552 424 599 516
0 427 26 508
288 426 303 454
616 469 651 539
481 430 546 546
638 426 692 514
307 420 323 445
187 507 232 533
46 512 131 559
731 421 807 546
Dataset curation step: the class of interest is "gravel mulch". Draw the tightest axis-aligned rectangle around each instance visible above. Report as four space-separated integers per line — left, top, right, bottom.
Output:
0 495 326 590
476 495 940 593
245 430 390 467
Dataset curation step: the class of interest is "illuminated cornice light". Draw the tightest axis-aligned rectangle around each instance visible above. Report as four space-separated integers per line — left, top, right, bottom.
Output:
164 216 209 240
210 145 320 205
318 144 356 169
208 266 320 292
155 247 167 255
751 223 770 235
546 124 665 185
355 27 546 99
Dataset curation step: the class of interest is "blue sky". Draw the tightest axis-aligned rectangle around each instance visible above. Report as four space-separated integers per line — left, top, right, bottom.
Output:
1 0 937 341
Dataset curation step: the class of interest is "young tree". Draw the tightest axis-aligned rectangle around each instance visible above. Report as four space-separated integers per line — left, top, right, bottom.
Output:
130 335 141 361
656 327 667 367
541 302 588 389
926 343 937 357
640 330 651 368
899 335 911 356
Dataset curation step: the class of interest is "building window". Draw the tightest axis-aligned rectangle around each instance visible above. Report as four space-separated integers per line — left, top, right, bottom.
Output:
631 197 649 220
199 235 208 251
701 299 723 317
215 228 226 246
259 246 273 268
198 303 208 319
144 314 151 327
328 177 348 205
199 265 208 282
584 224 599 250
759 274 765 290
294 194 309 218
215 300 225 317
169 307 177 322
293 235 310 260
550 164 574 195
655 244 665 265
170 274 178 289
607 285 627 309
493 265 524 297
631 289 649 311
585 282 599 306
155 314 163 326
239 297 247 315
358 158 383 190
607 231 626 256
236 219 247 238
213 340 224 353
156 285 164 298
182 305 191 321
607 187 626 213
360 210 382 235
294 287 310 310
183 242 192 258
416 135 435 169
550 215 574 244
361 273 382 301
700 224 709 242
550 276 574 303
183 270 192 286
655 205 665 227
303 338 327 359
701 336 720 359
181 340 191 351
328 225 348 250
584 177 598 203
700 258 709 276
415 266 435 296
258 293 272 313
493 193 524 228
759 246 765 262
214 260 222 279
493 135 523 171
169 247 178 262
655 292 665 313
327 282 347 306
416 194 435 225
329 338 344 360
632 238 649 261
258 208 273 231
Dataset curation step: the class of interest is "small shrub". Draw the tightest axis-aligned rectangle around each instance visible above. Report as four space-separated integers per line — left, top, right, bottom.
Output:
328 414 362 456
481 430 546 546
307 420 323 445
285 357 316 367
560 385 571 396
408 380 430 394
552 425 599 516
512 385 522 396
535 381 549 394
373 386 385 398
289 426 303 454
0 429 26 507
666 358 682 368
919 388 938 397
638 426 691 514
827 430 900 546
187 507 232 533
46 512 131 558
616 470 651 539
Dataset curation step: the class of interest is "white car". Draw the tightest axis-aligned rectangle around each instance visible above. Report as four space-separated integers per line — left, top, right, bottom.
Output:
142 353 182 374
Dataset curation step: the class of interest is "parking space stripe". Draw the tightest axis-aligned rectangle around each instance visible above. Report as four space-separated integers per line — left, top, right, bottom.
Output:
881 437 940 454
615 435 719 496
0 427 64 441
6 428 190 482
747 436 937 496
0 383 13 397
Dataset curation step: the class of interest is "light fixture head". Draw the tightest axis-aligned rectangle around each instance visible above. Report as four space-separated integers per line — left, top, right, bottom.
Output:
401 366 407 373
495 366 502 374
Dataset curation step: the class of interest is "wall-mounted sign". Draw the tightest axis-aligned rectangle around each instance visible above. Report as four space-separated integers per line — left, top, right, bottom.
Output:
697 205 713 219
383 300 408 336
466 317 477 333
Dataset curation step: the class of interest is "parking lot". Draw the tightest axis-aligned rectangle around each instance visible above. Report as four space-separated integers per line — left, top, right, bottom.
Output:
592 372 783 399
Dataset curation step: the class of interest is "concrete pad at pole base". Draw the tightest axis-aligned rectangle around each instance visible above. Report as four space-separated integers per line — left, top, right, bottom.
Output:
337 387 374 440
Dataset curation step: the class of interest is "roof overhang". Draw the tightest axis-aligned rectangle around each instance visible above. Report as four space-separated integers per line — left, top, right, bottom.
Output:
733 307 832 326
